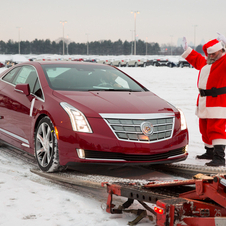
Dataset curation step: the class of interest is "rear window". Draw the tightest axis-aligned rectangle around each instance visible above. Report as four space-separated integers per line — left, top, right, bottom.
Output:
41 63 146 92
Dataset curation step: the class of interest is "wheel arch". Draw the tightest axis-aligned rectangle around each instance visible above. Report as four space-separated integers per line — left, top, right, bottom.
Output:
34 114 48 134
34 112 57 133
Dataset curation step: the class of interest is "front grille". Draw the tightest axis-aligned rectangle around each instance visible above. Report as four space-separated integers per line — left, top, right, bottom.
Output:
103 115 175 143
84 147 186 161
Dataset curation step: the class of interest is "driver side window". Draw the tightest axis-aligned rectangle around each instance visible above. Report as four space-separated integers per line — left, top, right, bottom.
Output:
12 66 43 99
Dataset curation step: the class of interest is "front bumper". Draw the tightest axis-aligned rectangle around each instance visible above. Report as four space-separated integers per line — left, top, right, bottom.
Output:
57 114 189 166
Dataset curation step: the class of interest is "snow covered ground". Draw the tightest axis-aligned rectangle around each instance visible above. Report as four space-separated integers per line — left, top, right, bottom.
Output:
0 64 212 226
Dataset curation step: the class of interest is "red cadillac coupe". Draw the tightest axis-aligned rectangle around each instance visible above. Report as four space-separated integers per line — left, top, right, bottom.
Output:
0 61 188 172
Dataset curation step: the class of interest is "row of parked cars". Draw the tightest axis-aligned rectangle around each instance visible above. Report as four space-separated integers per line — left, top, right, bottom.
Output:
0 54 193 68
71 55 193 68
97 56 193 68
150 57 193 68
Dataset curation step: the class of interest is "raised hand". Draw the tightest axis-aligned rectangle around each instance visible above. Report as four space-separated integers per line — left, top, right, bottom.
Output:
182 37 188 51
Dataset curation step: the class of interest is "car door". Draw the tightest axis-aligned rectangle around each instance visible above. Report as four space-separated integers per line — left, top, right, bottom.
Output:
0 65 42 152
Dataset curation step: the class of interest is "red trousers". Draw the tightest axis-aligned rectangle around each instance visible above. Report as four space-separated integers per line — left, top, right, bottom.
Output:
199 118 226 146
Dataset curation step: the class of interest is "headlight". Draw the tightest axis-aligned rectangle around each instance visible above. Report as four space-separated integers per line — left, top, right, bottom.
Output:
178 108 187 130
60 102 92 133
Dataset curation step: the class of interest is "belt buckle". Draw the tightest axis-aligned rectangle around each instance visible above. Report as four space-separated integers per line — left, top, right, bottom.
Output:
211 87 217 97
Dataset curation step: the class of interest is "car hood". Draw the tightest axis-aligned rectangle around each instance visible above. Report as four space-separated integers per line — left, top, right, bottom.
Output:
53 90 176 118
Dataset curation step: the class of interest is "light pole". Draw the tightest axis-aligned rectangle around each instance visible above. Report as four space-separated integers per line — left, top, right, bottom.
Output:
193 25 198 50
66 35 69 55
130 30 133 55
60 20 67 55
86 33 89 55
131 11 139 55
16 27 21 54
170 35 173 55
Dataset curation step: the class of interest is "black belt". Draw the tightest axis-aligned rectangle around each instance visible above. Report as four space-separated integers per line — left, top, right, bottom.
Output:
199 87 226 97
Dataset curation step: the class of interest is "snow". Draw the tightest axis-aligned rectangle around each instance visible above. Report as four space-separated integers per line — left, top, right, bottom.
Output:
0 62 213 226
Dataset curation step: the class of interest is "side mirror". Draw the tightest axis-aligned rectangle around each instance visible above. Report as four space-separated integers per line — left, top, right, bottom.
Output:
14 83 30 96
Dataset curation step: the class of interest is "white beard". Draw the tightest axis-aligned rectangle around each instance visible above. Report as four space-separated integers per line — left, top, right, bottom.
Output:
207 51 223 64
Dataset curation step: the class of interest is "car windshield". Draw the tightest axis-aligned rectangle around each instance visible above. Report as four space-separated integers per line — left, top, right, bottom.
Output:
41 63 146 92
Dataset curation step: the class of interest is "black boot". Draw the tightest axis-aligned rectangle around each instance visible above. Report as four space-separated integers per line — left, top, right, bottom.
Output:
196 146 214 160
205 145 225 167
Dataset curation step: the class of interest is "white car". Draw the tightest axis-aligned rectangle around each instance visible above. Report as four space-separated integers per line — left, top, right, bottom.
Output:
127 57 147 67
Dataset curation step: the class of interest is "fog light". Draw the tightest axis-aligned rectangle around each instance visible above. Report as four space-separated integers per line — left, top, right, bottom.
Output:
77 149 85 159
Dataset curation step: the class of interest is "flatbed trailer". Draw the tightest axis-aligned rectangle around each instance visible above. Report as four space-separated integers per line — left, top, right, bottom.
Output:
103 173 226 225
3 145 226 225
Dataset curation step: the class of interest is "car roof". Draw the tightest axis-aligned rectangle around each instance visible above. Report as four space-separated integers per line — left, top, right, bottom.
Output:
17 61 111 68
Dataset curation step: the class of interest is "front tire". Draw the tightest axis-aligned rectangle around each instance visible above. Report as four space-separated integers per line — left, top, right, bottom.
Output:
35 116 61 172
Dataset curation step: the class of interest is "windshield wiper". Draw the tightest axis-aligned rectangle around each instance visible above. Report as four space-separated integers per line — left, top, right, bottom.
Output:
88 88 142 92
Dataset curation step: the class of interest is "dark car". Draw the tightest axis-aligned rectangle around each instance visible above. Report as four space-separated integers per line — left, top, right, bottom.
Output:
178 60 193 68
0 61 189 172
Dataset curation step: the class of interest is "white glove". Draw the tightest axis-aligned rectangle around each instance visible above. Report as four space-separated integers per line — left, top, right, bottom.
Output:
182 37 188 51
217 32 226 45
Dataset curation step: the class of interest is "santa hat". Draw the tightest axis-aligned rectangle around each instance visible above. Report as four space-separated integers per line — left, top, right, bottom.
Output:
202 39 223 56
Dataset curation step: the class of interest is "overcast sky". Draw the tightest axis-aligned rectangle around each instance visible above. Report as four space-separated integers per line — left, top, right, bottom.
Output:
1 0 226 46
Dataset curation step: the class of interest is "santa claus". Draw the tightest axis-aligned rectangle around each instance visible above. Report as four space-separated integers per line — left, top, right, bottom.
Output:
182 33 226 167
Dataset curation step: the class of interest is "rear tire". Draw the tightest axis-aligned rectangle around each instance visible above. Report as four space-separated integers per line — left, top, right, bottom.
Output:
35 116 62 172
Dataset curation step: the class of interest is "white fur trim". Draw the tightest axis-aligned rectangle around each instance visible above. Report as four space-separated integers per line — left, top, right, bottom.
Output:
198 65 211 89
196 64 211 118
181 47 193 59
205 143 214 148
207 42 223 54
212 139 226 145
196 106 226 118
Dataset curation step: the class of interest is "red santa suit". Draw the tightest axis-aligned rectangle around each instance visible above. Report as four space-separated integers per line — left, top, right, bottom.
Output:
182 39 226 147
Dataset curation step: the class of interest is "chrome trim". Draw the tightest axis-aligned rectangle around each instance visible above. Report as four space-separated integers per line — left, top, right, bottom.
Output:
0 128 29 144
14 88 24 93
100 113 175 143
30 98 36 117
99 113 175 119
22 143 30 148
167 153 186 159
81 157 126 161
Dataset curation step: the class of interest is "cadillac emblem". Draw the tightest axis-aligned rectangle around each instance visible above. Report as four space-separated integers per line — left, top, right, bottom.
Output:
140 122 154 135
